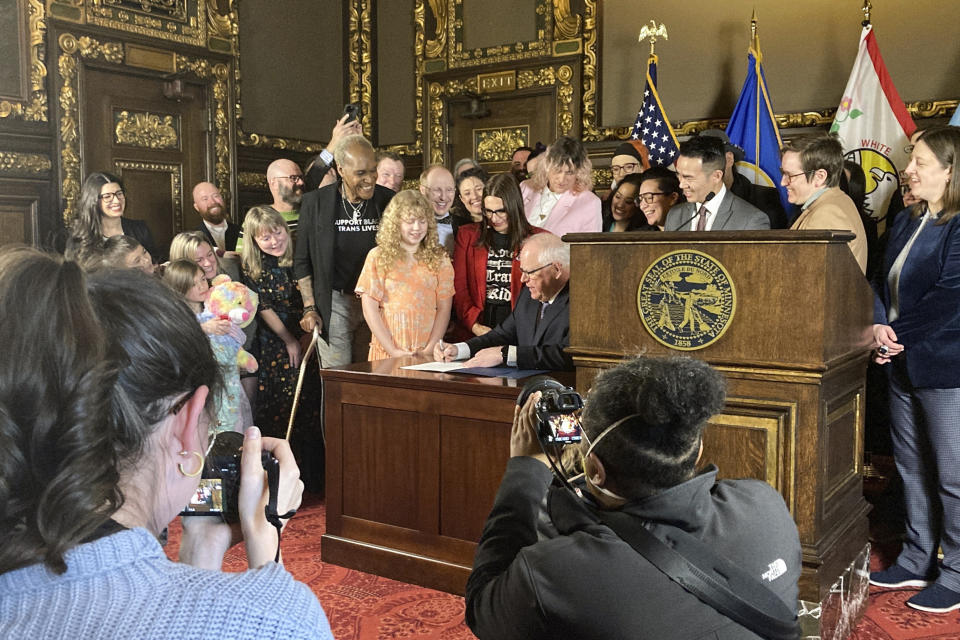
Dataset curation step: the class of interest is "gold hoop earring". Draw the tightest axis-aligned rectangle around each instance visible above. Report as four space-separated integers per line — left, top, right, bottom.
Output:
177 450 204 477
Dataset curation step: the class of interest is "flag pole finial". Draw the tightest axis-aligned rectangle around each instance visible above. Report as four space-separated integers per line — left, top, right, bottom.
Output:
750 9 759 52
638 20 668 57
862 0 872 26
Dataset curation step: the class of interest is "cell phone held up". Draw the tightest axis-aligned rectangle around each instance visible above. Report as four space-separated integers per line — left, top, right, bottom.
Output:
342 103 360 123
179 431 280 523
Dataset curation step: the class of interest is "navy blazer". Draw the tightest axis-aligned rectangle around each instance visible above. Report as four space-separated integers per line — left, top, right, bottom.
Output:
293 181 395 340
466 283 573 371
874 208 960 388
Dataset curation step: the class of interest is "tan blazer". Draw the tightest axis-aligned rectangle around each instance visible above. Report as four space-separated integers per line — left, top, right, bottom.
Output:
791 187 868 274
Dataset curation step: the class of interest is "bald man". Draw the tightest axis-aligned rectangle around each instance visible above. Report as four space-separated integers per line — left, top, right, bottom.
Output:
192 181 240 253
235 158 305 251
419 164 457 255
295 134 395 366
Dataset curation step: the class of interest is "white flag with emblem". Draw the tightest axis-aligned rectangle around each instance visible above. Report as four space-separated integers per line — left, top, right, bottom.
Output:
830 25 915 221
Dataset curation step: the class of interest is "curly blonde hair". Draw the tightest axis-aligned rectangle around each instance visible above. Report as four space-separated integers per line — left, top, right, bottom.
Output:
241 205 293 280
526 135 594 194
375 190 447 274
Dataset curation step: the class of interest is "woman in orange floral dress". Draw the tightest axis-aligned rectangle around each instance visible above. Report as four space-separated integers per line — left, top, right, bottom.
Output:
356 190 454 360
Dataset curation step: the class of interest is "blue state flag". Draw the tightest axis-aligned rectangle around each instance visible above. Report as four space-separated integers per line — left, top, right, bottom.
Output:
630 54 679 167
725 42 789 210
950 103 960 127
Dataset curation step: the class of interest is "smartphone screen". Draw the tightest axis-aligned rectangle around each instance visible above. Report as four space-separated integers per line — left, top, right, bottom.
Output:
181 478 224 514
546 410 582 444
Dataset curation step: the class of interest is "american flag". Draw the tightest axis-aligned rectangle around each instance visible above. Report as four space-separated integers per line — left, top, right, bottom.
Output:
630 54 680 167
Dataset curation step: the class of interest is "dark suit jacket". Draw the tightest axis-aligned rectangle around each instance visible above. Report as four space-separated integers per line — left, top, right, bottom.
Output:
466 283 573 371
663 190 770 231
293 181 395 340
731 171 788 229
196 221 241 252
873 208 960 388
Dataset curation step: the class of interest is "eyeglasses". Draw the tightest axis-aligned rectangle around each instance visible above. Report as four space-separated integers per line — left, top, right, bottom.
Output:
611 162 639 176
273 175 304 183
780 169 815 185
636 191 666 203
520 263 552 278
483 207 508 218
99 190 125 202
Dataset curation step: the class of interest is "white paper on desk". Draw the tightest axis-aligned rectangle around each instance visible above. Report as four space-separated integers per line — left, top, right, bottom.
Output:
401 361 465 372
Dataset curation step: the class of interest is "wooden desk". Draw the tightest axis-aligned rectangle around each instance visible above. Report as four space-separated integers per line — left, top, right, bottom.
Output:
320 357 572 595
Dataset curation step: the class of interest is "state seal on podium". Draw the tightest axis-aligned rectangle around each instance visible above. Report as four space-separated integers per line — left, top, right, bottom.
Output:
636 250 736 351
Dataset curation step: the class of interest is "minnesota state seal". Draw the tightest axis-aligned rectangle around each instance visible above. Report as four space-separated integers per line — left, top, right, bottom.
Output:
636 250 736 351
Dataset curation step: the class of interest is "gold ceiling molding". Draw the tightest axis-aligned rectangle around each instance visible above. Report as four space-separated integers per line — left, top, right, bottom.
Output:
114 109 180 149
114 159 184 230
57 32 232 222
81 0 207 48
0 0 48 122
552 0 581 40
448 0 552 69
0 151 53 176
428 64 574 166
236 132 325 154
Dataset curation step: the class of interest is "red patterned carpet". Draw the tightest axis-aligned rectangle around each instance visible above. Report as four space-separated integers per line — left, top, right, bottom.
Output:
165 495 960 640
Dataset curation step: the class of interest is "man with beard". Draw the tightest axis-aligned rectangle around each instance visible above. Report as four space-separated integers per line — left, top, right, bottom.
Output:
235 158 305 251
295 135 395 366
192 181 240 254
419 164 457 255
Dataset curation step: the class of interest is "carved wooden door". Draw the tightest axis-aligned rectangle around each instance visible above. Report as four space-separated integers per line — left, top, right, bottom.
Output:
447 91 555 175
82 67 209 260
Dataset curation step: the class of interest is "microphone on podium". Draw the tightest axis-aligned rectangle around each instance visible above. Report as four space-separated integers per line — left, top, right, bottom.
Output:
673 191 716 230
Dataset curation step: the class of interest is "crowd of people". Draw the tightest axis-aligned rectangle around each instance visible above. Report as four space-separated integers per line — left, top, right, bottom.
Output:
2 115 959 638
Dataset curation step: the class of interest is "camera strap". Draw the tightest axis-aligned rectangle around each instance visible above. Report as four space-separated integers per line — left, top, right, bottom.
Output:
264 465 296 564
597 510 800 640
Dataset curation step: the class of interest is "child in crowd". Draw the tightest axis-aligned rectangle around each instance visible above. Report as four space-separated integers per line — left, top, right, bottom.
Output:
241 206 322 490
163 259 251 433
356 190 454 360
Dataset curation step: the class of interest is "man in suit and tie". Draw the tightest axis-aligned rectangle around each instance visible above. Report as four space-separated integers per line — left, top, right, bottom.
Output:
192 181 241 254
434 232 573 371
664 136 770 232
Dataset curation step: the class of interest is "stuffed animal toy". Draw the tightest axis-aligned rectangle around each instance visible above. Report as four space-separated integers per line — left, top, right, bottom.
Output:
202 274 259 373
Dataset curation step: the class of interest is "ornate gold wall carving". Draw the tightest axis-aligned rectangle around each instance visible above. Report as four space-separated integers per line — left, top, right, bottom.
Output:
552 0 580 40
382 0 425 157
83 0 207 47
0 0 48 122
114 109 180 149
57 32 231 222
428 63 574 166
237 170 266 189
448 0 552 69
474 126 528 162
113 158 183 229
347 0 373 139
424 0 445 59
0 151 53 175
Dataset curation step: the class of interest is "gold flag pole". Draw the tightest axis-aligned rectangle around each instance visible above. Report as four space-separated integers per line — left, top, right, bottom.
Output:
638 20 668 57
862 0 872 26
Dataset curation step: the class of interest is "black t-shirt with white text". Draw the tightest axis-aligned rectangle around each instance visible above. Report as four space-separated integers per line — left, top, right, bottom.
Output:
485 232 513 306
332 196 379 292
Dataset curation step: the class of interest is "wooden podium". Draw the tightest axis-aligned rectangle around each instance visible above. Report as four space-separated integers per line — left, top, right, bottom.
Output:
564 230 873 605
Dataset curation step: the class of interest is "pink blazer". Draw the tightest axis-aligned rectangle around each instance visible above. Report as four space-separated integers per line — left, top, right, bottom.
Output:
520 181 602 237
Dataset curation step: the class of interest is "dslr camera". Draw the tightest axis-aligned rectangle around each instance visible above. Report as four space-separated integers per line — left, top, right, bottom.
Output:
179 431 280 523
517 376 584 445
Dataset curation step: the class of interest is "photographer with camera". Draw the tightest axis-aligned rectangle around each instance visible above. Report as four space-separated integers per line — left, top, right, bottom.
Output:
0 248 332 639
466 356 802 640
